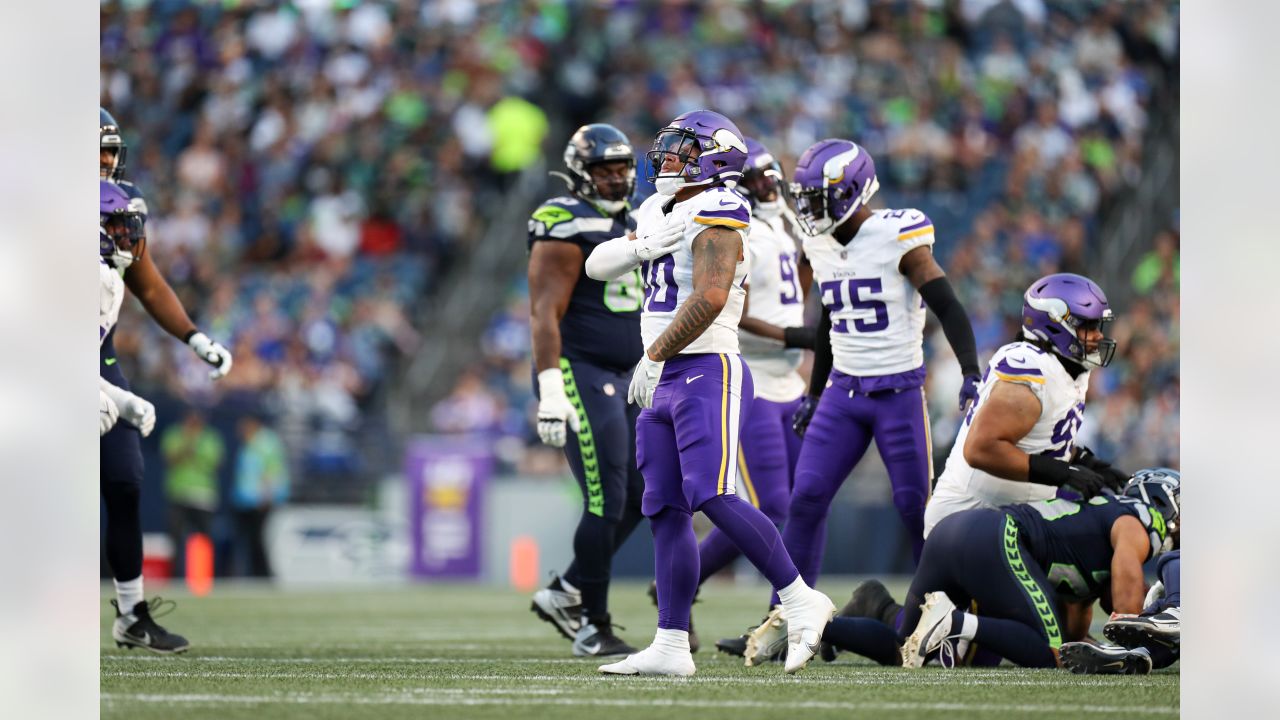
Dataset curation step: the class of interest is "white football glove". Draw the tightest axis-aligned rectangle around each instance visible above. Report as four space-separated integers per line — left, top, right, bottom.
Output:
99 389 120 437
631 220 684 262
100 379 156 437
627 355 665 409
188 331 233 379
536 368 580 448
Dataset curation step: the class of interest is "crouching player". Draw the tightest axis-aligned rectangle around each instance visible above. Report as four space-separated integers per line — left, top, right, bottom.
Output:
1061 469 1181 674
814 470 1178 670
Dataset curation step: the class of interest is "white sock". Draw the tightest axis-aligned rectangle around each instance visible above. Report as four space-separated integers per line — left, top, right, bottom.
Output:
776 575 810 605
958 612 979 641
653 628 691 654
115 575 144 611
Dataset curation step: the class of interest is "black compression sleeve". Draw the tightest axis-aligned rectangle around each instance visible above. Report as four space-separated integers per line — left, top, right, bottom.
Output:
1027 455 1072 486
808 307 833 396
918 276 980 377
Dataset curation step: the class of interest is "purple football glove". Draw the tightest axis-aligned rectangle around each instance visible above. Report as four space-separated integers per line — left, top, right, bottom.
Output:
959 374 981 413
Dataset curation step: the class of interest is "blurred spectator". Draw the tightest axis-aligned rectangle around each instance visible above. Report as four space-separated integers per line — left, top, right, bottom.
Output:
232 415 289 578
161 410 224 573
1131 229 1179 295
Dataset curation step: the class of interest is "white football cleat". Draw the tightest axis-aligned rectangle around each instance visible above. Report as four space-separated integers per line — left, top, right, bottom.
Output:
598 644 696 677
782 588 836 673
743 607 788 667
530 574 582 641
901 591 957 668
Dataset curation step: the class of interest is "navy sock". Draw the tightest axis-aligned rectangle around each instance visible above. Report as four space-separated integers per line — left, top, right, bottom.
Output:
700 494 799 590
822 617 900 665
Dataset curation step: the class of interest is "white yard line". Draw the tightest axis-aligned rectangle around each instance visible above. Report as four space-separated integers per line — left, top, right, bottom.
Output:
100 691 1177 715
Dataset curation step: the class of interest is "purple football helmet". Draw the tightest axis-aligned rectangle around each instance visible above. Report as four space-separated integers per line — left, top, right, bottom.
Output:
646 110 748 196
740 137 787 214
100 179 144 269
790 139 880 236
1021 273 1116 368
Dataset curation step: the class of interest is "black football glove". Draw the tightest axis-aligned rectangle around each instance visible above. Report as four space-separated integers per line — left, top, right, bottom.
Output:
1072 445 1130 492
792 395 819 438
1028 455 1112 499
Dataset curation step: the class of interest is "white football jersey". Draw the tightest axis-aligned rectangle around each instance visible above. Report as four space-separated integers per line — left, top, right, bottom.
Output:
802 208 935 377
100 257 124 346
934 341 1091 506
633 186 751 356
739 212 806 401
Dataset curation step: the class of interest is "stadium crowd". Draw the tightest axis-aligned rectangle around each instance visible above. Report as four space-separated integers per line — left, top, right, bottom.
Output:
100 0 1179 499
430 0 1180 475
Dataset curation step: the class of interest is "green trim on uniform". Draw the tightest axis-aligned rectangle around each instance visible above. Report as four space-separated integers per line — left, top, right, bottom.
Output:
1002 513 1062 649
532 205 575 229
560 358 603 517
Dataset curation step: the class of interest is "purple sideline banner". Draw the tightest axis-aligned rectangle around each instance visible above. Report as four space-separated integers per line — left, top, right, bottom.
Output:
405 437 492 579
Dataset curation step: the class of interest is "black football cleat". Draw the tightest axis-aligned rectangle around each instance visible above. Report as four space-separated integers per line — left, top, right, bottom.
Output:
1060 642 1152 675
1105 608 1181 650
111 598 190 654
716 634 747 657
822 580 902 661
573 614 637 657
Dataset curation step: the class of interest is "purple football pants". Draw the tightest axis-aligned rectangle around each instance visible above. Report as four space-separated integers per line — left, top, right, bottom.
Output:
637 354 801 631
696 394 803 584
781 372 932 593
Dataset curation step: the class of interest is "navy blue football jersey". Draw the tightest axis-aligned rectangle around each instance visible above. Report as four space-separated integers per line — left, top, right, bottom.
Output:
1006 495 1167 603
528 196 642 372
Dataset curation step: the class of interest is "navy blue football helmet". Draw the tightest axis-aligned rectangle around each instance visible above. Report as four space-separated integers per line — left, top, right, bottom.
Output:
101 107 127 181
559 123 635 214
1124 468 1180 554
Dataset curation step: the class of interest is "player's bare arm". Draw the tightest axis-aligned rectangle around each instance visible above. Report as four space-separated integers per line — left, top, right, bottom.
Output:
646 226 741 361
1108 514 1152 615
738 292 785 341
962 380 1041 479
898 245 946 287
123 249 198 339
529 241 584 372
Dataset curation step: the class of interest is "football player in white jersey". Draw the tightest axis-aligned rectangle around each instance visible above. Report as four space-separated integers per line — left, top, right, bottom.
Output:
739 138 982 665
585 111 834 676
925 272 1129 531
836 273 1131 660
694 137 815 592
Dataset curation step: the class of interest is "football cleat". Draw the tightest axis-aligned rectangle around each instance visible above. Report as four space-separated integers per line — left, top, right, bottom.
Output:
781 588 837 673
572 615 636 657
822 579 903 662
1060 642 1152 675
744 608 789 667
715 634 748 657
111 597 190 654
598 645 695 677
1105 607 1181 650
644 580 700 653
902 592 957 669
531 573 582 641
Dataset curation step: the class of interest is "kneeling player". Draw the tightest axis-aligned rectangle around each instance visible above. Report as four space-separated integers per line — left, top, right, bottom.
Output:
811 470 1178 670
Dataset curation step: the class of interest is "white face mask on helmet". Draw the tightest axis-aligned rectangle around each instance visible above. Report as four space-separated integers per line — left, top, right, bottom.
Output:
753 199 782 219
654 177 682 196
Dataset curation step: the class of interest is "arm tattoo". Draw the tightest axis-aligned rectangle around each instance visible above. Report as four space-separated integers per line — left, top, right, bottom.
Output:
647 226 740 361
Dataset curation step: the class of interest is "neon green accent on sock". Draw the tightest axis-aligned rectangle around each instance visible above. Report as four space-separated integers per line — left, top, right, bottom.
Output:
1002 514 1062 649
560 358 603 517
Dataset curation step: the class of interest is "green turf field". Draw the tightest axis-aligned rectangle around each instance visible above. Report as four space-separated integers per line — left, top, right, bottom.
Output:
100 580 1178 719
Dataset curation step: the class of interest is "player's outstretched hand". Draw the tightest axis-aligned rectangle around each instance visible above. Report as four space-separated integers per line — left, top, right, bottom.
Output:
99 389 120 437
958 373 981 413
187 331 234 380
631 220 683 263
1072 445 1129 491
627 356 664 409
535 368 580 448
792 395 818 437
1060 464 1111 499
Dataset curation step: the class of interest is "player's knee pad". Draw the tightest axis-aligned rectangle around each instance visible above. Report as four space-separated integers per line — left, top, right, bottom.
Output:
891 485 928 517
787 488 833 523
